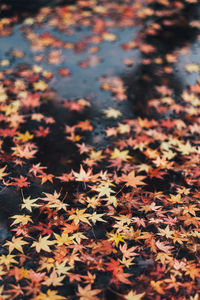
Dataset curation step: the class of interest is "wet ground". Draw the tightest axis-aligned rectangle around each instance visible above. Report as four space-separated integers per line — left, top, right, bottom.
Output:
0 0 200 299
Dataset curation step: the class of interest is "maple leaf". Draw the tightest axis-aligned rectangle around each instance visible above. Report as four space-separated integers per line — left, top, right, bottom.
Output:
105 127 118 137
54 232 73 246
102 32 117 41
155 252 173 265
64 101 84 112
150 280 165 294
176 140 196 155
11 176 29 188
94 181 115 198
29 163 47 176
140 43 155 54
4 236 28 254
104 108 122 118
114 271 132 286
10 215 33 226
31 235 55 253
0 128 17 137
58 67 71 77
148 168 167 179
106 258 123 274
33 222 53 236
35 289 66 300
68 208 91 225
76 120 93 131
20 92 41 108
107 232 125 247
164 275 182 292
43 270 65 286
34 126 50 137
12 143 38 159
76 284 101 300
156 240 174 254
68 273 83 283
16 131 33 142
73 165 93 182
4 284 23 299
21 196 39 212
33 80 48 91
62 222 79 234
77 143 92 154
56 172 74 182
38 172 54 184
41 191 61 202
185 264 200 280
119 244 138 258
89 150 105 162
0 165 9 180
71 231 88 244
157 225 173 239
124 291 145 300
110 148 131 161
81 271 96 284
121 170 146 188
185 63 200 73
120 256 135 268
118 123 130 134
55 261 71 276
9 266 28 282
28 270 46 283
89 212 106 224
168 194 183 204
0 255 18 269
0 266 6 280
0 285 9 300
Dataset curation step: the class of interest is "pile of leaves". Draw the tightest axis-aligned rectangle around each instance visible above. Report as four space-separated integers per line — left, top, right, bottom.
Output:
0 0 200 299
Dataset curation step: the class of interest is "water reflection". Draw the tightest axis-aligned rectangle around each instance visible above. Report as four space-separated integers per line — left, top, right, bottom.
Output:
123 2 200 117
0 0 76 19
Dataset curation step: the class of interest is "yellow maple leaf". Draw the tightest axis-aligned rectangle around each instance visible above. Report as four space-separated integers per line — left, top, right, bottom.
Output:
185 63 200 73
0 166 9 180
124 290 145 300
108 232 125 247
4 237 28 254
89 212 106 224
10 215 33 226
168 194 183 204
94 181 115 198
150 280 165 294
102 32 117 41
89 150 105 161
158 225 173 239
21 196 39 212
0 255 18 269
54 233 73 246
68 208 91 225
73 165 93 181
110 148 131 161
104 108 122 118
33 80 48 91
76 284 101 300
31 235 55 253
35 289 66 300
42 270 65 286
16 131 34 142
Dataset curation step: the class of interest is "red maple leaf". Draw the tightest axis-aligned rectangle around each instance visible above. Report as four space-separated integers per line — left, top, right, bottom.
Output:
11 176 30 188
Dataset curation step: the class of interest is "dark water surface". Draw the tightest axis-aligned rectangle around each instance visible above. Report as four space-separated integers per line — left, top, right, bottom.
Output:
0 0 199 242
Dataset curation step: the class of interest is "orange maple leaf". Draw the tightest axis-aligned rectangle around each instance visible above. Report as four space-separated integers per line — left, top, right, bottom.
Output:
121 170 146 188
